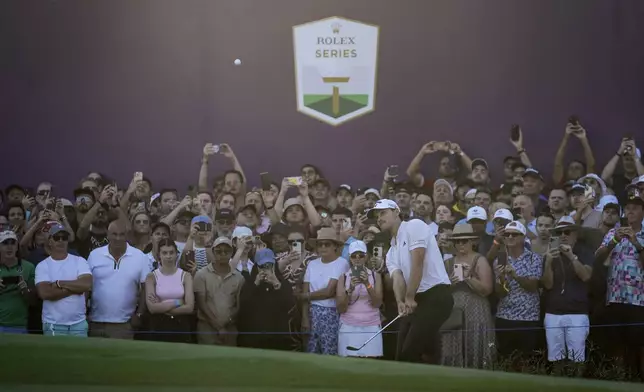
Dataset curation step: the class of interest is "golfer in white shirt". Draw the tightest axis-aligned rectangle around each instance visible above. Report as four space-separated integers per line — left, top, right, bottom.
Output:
368 199 453 363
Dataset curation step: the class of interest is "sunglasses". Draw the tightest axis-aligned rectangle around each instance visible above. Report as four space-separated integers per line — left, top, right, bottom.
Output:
258 263 274 270
350 253 366 259
213 247 232 255
37 190 50 196
453 239 470 245
557 229 574 236
52 234 69 242
317 241 335 248
134 219 149 225
176 219 190 225
1 239 17 245
504 232 522 238
216 219 234 225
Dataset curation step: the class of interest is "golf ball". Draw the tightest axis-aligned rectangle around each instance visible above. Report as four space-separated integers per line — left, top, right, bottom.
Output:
234 59 241 65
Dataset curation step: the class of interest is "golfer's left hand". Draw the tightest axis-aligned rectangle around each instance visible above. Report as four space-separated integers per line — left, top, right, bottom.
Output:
405 296 417 315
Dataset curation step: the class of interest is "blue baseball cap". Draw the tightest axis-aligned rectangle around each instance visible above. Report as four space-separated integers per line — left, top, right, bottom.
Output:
254 248 276 266
47 222 67 237
191 215 212 225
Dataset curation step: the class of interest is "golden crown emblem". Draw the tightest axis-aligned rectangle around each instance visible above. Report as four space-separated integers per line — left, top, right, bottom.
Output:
331 22 341 34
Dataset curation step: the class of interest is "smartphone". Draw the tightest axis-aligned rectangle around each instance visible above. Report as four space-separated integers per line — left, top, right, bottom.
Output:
511 207 522 219
388 165 399 177
453 264 464 282
196 222 212 232
342 217 352 231
372 245 383 259
260 172 272 191
549 236 561 250
1 276 20 285
351 264 364 277
583 185 594 201
620 217 629 227
292 241 302 254
285 176 303 186
568 115 580 126
211 144 221 154
253 235 262 245
510 124 521 142
134 172 143 183
187 185 197 198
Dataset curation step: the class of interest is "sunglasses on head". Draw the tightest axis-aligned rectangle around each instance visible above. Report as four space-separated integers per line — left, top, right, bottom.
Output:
350 252 366 259
1 239 17 245
52 234 69 242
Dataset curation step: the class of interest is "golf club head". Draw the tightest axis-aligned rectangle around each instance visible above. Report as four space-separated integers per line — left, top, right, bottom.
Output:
346 346 360 351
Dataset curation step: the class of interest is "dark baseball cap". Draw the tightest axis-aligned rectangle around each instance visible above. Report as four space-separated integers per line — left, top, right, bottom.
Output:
471 158 488 171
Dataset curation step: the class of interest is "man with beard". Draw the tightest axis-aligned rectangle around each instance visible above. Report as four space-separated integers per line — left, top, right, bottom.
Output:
73 187 95 228
470 158 491 187
214 208 235 238
394 183 414 221
598 195 620 235
412 191 438 235
76 187 115 258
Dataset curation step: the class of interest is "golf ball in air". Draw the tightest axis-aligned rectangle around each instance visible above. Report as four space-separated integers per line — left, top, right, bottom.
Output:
234 59 241 65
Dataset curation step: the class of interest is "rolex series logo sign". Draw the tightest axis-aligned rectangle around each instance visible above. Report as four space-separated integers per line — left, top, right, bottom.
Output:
293 16 380 126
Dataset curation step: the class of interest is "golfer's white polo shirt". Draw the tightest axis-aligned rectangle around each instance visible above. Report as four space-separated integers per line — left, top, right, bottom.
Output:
87 244 150 323
386 219 450 293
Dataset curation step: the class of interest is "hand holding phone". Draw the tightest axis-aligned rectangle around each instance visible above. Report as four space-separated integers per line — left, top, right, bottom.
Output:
134 172 143 183
510 124 521 142
453 264 464 282
260 172 272 191
284 177 303 187
342 217 352 232
372 245 383 259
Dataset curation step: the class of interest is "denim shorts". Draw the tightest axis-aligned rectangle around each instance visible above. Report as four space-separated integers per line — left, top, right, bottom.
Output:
43 320 88 337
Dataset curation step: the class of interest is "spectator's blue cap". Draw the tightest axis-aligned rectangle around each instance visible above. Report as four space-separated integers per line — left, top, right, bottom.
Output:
191 215 212 225
254 248 275 266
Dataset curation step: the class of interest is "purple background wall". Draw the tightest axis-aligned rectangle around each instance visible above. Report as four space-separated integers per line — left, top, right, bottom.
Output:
3 0 644 194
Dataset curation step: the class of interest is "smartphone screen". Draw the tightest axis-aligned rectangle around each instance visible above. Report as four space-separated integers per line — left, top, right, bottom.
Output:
260 172 272 191
453 264 464 281
342 217 352 231
510 124 520 142
134 172 143 182
549 236 561 250
285 177 303 186
620 217 629 227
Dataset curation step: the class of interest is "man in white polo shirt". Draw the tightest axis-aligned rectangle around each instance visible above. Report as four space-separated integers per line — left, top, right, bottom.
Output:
35 223 92 336
368 199 453 363
87 220 149 339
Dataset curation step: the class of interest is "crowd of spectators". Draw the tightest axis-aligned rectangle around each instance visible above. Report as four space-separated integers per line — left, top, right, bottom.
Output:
1 121 643 381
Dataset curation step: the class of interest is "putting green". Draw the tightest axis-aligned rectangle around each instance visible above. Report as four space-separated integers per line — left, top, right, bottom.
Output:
0 335 638 391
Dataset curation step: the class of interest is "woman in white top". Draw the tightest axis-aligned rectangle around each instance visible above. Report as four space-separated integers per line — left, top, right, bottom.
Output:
336 240 383 357
302 228 349 355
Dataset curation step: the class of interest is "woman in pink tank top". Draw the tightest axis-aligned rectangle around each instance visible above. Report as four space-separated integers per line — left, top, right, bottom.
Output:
145 239 194 343
335 241 383 357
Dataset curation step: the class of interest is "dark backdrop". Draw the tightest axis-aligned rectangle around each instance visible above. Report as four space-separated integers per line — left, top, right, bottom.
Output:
3 0 644 194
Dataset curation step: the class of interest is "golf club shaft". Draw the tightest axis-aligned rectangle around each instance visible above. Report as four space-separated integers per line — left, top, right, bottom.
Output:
350 313 403 351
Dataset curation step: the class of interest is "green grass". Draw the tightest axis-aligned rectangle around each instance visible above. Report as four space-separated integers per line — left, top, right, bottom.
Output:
0 334 639 391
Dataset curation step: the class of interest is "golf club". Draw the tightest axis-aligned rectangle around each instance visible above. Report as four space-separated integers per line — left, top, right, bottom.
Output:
346 313 403 352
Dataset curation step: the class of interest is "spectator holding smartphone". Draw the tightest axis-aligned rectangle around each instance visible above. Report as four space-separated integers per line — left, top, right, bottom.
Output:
336 240 383 358
180 215 214 275
0 231 36 334
441 224 494 368
594 191 644 380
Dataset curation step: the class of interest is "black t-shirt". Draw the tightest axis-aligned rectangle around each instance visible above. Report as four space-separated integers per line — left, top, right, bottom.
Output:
76 232 109 259
543 243 594 315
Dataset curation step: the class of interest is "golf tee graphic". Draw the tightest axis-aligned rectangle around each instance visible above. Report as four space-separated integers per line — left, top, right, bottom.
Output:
293 16 380 126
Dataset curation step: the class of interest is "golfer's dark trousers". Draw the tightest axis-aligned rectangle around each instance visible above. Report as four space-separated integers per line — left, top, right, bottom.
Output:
396 284 453 363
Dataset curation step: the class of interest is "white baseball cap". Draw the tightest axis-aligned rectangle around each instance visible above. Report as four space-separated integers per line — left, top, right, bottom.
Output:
633 175 644 185
493 208 513 222
0 231 18 243
504 221 527 236
465 189 477 199
366 199 399 219
348 240 368 255
232 226 253 240
466 206 487 222
364 188 381 198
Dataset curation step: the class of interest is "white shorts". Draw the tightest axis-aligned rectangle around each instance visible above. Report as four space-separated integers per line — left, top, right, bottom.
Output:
544 313 589 362
337 322 383 358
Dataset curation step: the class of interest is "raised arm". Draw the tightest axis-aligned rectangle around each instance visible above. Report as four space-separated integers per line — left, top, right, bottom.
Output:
601 140 628 185
552 132 571 184
509 127 533 168
298 183 321 227
576 128 596 175
160 196 192 226
198 143 215 192
220 144 247 185
406 142 436 187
